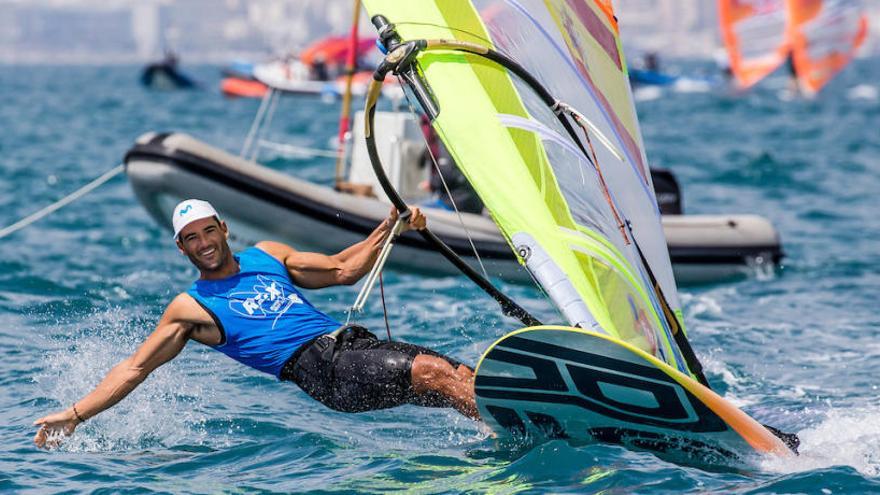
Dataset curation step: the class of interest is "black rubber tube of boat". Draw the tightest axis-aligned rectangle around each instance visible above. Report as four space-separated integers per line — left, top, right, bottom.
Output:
364 23 540 328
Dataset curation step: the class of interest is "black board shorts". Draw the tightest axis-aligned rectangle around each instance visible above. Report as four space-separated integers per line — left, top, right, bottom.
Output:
279 325 466 413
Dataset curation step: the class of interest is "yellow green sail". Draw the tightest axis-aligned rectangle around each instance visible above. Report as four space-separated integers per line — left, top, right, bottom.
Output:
363 0 692 376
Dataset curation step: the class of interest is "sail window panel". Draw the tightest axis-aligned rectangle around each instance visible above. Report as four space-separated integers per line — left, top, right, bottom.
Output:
476 0 647 182
571 249 661 358
535 129 619 244
563 226 682 370
474 0 681 307
498 101 619 250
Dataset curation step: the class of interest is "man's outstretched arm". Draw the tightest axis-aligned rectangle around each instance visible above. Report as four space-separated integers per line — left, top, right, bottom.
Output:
33 297 195 448
257 207 426 289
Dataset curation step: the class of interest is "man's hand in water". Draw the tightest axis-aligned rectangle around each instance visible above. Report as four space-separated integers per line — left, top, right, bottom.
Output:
33 408 82 449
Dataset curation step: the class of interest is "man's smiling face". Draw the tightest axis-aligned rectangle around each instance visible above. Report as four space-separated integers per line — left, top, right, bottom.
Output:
176 216 232 273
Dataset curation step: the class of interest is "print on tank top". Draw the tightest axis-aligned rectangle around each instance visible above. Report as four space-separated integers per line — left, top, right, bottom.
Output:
228 274 304 329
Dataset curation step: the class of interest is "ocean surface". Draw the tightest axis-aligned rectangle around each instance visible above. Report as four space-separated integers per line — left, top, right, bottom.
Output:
1 60 878 494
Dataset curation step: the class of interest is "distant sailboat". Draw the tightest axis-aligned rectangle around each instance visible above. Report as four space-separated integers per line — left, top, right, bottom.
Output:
140 50 198 90
252 36 380 96
718 0 790 89
718 0 868 94
787 0 869 96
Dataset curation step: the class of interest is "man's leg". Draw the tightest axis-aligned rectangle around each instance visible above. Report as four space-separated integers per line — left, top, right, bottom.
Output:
319 327 478 418
411 355 479 419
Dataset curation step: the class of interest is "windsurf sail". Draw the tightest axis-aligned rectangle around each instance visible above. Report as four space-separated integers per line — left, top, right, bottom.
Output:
786 0 869 95
718 0 791 89
361 0 705 383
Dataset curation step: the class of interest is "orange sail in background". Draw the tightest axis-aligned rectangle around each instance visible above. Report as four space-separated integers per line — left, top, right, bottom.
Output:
718 0 790 89
786 0 869 95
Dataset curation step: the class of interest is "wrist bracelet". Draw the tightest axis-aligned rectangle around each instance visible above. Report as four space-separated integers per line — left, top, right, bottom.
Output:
72 403 86 422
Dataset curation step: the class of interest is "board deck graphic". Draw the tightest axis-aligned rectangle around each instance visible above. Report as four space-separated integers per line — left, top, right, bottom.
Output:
475 326 792 463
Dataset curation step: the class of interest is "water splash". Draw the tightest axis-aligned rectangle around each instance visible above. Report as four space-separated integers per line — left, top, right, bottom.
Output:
31 307 218 453
681 291 727 321
847 84 879 101
762 406 880 477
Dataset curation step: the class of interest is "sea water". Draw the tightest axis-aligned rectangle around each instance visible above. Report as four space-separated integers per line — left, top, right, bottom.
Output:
1 61 879 493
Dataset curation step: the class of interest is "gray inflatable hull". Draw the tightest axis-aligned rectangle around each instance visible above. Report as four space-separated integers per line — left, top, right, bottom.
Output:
125 132 783 285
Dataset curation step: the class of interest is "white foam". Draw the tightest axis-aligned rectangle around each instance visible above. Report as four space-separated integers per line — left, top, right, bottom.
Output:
699 351 757 408
672 78 713 93
777 88 798 102
633 86 663 102
748 254 778 281
847 84 879 101
762 406 880 476
680 292 726 320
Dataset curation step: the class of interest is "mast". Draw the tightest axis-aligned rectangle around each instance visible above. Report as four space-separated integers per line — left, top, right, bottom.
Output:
334 0 363 188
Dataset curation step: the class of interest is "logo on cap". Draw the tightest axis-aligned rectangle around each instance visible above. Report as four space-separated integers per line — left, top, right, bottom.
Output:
172 199 220 239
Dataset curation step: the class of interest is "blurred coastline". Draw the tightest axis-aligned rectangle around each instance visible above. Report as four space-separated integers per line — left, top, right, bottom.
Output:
1 0 878 64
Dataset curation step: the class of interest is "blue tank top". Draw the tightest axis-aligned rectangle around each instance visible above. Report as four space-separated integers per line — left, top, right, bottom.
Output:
187 247 341 377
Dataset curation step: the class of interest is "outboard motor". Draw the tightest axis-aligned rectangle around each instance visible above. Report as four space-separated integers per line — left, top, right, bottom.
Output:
650 167 682 215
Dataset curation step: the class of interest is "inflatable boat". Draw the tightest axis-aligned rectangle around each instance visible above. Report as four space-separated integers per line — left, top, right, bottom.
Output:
125 130 783 285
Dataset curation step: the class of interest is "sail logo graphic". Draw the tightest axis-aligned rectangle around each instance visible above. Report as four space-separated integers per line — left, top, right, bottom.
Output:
179 205 193 216
229 275 303 328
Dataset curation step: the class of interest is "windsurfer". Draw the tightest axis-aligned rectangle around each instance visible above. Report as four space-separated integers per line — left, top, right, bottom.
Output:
33 199 478 448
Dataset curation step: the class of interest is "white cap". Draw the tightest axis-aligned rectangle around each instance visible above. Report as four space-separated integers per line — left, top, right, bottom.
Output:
171 199 219 239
